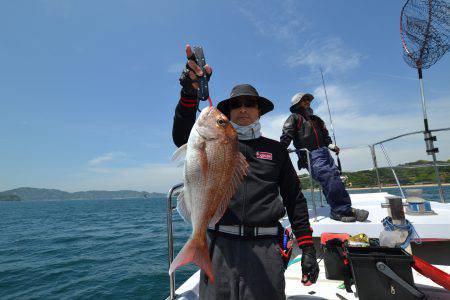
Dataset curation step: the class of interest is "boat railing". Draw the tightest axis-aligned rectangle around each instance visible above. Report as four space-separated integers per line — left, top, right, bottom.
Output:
166 183 183 300
288 148 322 221
343 127 450 203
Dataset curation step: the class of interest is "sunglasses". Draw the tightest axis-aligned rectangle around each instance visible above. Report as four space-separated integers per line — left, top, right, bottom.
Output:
229 99 258 110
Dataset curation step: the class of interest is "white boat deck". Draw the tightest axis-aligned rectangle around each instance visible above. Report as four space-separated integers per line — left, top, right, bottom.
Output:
284 255 450 299
174 260 450 299
298 192 450 240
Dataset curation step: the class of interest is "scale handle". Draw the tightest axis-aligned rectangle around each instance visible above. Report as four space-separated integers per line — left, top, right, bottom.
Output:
192 46 209 101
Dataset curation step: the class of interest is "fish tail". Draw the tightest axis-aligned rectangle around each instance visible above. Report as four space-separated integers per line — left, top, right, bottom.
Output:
168 238 215 283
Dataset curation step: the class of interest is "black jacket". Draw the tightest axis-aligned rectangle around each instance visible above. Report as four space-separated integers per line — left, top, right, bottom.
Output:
280 113 332 151
172 98 312 241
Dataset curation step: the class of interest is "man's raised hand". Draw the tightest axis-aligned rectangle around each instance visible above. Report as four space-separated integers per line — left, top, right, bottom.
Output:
180 44 212 94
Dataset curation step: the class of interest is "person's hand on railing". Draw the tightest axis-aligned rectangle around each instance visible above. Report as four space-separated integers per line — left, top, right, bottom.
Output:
328 144 340 155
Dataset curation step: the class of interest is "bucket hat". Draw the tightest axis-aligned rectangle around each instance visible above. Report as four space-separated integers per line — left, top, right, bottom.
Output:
217 84 274 116
290 92 314 113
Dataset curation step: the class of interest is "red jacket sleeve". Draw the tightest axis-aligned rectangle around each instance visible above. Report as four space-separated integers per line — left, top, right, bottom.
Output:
172 92 198 147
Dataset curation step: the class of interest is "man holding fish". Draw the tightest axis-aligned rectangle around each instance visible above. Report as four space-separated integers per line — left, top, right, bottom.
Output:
170 44 319 299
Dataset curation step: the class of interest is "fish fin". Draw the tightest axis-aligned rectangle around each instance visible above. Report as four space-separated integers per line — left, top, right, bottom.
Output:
169 238 215 283
176 190 191 224
208 197 230 227
237 152 249 177
208 152 249 226
172 144 188 166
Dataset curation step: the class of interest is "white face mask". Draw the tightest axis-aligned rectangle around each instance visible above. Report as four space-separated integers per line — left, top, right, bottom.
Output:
230 120 261 140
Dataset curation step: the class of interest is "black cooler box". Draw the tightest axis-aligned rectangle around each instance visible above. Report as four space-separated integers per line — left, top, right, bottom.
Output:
347 246 424 300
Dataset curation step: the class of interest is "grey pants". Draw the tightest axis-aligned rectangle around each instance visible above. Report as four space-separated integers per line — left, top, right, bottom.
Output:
199 231 286 300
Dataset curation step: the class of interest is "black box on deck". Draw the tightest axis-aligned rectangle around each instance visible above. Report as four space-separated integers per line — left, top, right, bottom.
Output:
347 246 419 300
323 240 347 280
321 233 350 280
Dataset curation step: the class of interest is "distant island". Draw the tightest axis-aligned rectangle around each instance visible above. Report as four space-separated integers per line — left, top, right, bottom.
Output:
300 159 450 189
0 194 23 201
0 187 166 201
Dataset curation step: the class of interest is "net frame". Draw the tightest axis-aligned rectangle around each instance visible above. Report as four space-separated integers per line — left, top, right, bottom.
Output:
400 0 449 69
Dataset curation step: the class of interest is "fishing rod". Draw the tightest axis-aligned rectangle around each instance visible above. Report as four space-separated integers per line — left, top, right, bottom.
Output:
320 68 342 172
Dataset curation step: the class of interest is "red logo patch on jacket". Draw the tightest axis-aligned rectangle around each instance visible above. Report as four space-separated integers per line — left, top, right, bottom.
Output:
256 151 273 160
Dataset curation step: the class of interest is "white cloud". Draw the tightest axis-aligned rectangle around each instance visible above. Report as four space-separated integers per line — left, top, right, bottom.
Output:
237 0 363 85
368 72 416 81
237 0 309 41
286 38 363 74
75 163 183 193
238 2 363 77
260 113 289 141
88 151 127 167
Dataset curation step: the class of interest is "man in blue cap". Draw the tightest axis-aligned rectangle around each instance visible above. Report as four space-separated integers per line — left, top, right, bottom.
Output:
280 92 369 223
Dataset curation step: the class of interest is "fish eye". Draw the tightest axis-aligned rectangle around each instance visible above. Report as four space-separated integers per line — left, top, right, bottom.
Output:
216 119 226 127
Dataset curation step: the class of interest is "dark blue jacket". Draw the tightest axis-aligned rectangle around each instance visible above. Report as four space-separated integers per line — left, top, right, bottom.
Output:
280 113 332 151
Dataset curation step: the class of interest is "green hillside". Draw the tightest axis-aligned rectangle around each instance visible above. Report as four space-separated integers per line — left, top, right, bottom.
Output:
0 194 22 201
300 159 450 189
0 187 165 201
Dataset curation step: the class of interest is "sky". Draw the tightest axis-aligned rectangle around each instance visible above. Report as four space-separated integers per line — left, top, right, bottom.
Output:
1 0 449 193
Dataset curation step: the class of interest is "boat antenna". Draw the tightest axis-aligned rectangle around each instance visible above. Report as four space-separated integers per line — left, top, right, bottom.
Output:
320 67 342 172
400 0 449 202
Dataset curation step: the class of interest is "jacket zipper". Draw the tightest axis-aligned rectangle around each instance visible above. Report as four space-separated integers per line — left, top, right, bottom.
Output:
241 142 247 225
297 114 302 130
310 121 320 148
